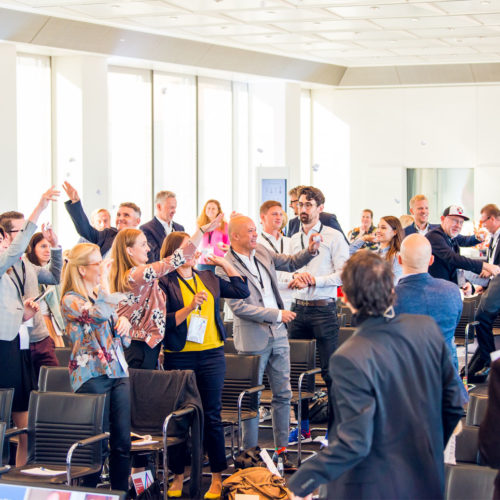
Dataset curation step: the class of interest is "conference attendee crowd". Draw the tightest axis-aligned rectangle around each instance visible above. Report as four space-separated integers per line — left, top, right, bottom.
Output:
1 182 500 499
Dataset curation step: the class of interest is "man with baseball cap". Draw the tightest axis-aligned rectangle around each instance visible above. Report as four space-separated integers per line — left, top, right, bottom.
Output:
426 205 500 286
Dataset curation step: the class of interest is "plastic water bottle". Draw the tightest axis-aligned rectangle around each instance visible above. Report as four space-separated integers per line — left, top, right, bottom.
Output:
277 455 284 477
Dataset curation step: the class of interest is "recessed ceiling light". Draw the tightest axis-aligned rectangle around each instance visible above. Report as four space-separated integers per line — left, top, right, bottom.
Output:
169 16 178 19
267 10 275 14
119 38 125 42
220 26 227 30
370 5 380 10
390 40 396 43
411 18 419 22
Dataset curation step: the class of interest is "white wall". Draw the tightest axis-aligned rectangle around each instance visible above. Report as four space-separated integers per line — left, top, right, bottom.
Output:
313 85 500 231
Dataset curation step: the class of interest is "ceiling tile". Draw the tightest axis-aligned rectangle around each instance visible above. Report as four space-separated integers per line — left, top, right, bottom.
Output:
319 29 417 40
163 0 288 11
409 25 500 37
62 1 183 19
391 44 478 54
131 12 227 27
434 0 500 16
373 15 481 29
228 32 318 43
327 3 445 19
272 18 379 31
472 13 500 24
179 23 277 36
222 6 330 22
356 37 449 48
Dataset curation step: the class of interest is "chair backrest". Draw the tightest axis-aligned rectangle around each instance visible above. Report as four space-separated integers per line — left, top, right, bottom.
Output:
456 425 480 464
340 305 352 327
223 321 233 338
0 389 13 426
223 338 237 354
289 339 316 394
38 366 73 393
454 299 477 341
27 391 105 468
54 348 72 367
338 327 356 347
222 354 261 413
445 463 497 500
466 394 489 426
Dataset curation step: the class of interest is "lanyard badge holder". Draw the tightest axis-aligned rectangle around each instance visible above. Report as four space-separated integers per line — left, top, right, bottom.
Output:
187 306 208 344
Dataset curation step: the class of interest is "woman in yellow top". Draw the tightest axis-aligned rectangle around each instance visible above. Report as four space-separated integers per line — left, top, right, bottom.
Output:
159 231 249 499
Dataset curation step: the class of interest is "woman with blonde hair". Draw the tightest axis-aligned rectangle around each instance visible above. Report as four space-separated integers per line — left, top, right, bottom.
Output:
61 243 131 491
196 200 229 272
109 214 223 369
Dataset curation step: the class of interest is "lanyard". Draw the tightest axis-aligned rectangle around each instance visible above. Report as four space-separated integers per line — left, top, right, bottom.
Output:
207 231 213 245
177 271 199 296
489 235 499 259
261 233 283 254
231 248 265 289
300 223 323 250
12 260 26 296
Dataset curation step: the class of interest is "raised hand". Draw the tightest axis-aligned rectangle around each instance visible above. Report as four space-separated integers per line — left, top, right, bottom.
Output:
62 181 80 203
201 213 224 234
41 223 58 248
29 186 61 224
308 233 322 254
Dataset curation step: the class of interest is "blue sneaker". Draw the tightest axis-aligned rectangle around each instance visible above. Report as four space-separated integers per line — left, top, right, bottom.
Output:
288 427 312 445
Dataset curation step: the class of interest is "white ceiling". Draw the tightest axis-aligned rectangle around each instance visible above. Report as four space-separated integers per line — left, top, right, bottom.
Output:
3 0 500 67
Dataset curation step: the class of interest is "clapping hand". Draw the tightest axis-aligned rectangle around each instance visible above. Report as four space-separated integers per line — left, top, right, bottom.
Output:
201 213 224 233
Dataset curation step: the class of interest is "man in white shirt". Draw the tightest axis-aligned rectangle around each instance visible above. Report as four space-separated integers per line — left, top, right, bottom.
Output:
287 186 349 445
257 200 293 310
404 194 439 236
140 190 185 262
466 203 500 379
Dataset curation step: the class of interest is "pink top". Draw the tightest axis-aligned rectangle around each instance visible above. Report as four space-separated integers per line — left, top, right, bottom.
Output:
198 224 229 264
117 241 195 348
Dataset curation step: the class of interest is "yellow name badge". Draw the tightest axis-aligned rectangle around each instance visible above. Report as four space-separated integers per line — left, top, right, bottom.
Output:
187 311 208 344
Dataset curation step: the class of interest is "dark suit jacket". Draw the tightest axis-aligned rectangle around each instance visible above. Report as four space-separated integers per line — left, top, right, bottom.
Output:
65 200 117 256
140 217 184 263
289 314 464 499
158 270 249 352
427 225 482 284
287 212 348 243
404 222 440 236
479 359 500 499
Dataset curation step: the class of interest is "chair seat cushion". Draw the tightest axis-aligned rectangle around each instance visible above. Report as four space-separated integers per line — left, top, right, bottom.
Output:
1 464 100 484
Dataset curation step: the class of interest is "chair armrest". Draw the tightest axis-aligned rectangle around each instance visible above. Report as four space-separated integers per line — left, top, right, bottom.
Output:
5 427 27 440
298 368 321 400
465 321 480 341
0 465 10 476
237 385 265 416
66 432 109 485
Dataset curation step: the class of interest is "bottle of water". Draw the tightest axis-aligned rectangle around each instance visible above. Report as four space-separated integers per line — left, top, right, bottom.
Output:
277 455 284 477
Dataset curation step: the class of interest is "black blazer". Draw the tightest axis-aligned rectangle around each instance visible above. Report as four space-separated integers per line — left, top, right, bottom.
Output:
140 217 185 263
426 225 482 284
289 314 464 499
65 200 117 256
286 212 348 243
159 270 249 352
404 222 439 236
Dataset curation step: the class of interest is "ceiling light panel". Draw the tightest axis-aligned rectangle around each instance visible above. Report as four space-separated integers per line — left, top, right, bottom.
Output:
409 26 500 37
163 0 289 11
434 0 500 15
61 1 183 18
391 44 478 54
228 32 319 43
373 15 481 29
272 18 380 31
319 29 417 40
327 3 445 19
179 23 277 35
133 12 227 27
356 37 449 48
223 6 330 23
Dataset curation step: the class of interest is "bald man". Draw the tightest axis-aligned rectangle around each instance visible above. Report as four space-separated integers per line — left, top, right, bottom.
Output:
218 215 320 470
394 234 463 370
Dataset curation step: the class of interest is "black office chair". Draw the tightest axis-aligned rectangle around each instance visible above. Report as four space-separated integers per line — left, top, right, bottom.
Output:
38 366 72 393
466 393 489 427
454 299 479 387
223 337 237 354
445 463 497 500
221 354 264 459
455 425 480 464
0 389 13 464
54 348 72 367
223 321 233 338
1 391 107 486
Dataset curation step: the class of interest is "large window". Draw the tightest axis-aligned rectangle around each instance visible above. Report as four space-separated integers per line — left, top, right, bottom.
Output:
153 72 197 232
197 77 233 218
108 67 152 221
16 54 52 219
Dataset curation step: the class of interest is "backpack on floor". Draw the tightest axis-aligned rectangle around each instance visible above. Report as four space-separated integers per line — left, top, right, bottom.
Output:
222 466 291 500
309 394 329 423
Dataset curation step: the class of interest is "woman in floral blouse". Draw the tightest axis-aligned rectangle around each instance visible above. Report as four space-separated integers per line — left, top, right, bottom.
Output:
61 243 132 492
109 214 223 370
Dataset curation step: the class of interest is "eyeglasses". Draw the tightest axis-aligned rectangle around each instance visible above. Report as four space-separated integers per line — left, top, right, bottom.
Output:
480 215 491 224
8 229 21 234
289 199 298 206
297 202 317 210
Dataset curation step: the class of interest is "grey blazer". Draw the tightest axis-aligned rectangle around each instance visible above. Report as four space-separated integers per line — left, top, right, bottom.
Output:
0 221 37 341
218 244 314 352
21 250 63 344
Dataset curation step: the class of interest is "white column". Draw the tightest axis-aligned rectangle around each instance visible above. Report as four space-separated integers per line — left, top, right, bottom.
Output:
0 43 18 212
285 82 302 194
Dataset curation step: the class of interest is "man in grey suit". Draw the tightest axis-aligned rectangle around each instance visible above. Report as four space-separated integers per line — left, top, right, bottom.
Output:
219 215 320 470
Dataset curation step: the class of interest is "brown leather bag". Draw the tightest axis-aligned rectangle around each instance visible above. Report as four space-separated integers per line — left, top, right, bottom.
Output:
222 466 291 500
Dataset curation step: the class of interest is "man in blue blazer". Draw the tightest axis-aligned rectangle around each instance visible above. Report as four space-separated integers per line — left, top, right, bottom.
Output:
140 190 184 263
394 233 463 370
404 194 439 236
286 185 348 242
62 181 141 257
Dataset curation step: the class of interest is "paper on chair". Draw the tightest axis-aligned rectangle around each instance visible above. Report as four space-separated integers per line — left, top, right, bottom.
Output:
21 467 66 476
132 439 159 446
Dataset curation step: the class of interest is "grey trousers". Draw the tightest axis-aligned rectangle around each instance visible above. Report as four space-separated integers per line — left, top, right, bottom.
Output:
239 334 292 449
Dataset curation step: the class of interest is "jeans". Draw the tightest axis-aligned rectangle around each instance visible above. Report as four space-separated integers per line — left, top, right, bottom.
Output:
163 346 227 473
239 333 292 449
288 301 339 429
77 376 131 492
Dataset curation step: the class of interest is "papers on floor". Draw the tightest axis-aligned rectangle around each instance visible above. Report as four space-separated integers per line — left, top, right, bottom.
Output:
21 467 65 476
131 432 158 446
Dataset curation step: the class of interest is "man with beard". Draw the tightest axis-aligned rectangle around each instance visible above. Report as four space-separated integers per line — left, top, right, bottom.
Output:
287 186 349 444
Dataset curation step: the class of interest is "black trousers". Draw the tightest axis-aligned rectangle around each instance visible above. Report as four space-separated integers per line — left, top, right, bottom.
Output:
125 340 162 370
288 301 339 429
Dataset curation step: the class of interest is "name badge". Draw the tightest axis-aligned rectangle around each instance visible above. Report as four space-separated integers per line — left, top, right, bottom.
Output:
19 320 32 350
113 338 129 373
187 311 208 344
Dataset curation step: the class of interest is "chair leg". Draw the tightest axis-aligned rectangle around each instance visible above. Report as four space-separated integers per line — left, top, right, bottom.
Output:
230 424 235 462
464 326 469 388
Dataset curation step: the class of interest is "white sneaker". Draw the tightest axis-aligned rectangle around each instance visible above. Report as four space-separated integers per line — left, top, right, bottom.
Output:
259 406 272 423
